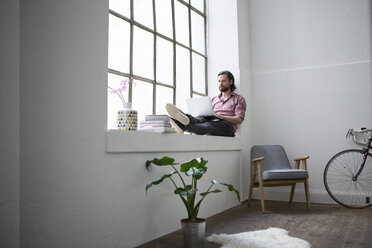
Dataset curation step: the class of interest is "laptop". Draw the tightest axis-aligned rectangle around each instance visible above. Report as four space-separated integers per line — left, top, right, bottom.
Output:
185 96 214 116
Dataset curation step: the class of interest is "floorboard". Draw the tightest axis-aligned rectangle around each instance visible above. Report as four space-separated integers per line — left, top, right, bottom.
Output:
137 200 372 248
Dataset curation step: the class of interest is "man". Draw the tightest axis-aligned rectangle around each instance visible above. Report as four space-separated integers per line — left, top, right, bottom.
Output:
166 70 246 137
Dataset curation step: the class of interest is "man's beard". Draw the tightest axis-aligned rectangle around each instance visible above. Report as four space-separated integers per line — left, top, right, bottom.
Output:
219 86 230 92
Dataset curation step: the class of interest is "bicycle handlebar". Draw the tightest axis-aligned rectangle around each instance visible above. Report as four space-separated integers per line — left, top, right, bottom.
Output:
347 128 372 146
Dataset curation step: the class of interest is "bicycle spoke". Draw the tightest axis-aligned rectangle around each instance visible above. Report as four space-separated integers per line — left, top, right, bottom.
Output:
328 162 352 178
340 153 355 176
324 149 372 208
357 180 372 195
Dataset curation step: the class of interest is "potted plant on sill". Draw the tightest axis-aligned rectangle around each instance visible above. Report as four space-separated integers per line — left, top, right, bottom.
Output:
145 156 240 248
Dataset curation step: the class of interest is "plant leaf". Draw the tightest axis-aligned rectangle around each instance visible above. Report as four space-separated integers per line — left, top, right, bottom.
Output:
174 185 197 197
185 167 208 180
180 157 208 172
174 187 188 196
211 179 241 202
146 156 176 171
195 167 207 180
196 158 208 168
145 171 176 193
180 159 198 172
200 189 222 196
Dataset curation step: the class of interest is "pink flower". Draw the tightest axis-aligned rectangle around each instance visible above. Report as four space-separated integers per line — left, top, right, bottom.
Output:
108 77 137 103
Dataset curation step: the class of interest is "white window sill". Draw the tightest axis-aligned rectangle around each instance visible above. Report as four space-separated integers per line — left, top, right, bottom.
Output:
106 130 242 153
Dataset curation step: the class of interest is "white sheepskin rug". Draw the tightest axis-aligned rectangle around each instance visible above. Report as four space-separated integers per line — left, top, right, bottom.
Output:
206 227 310 248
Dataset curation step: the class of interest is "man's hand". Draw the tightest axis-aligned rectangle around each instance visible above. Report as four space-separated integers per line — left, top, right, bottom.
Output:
214 114 243 124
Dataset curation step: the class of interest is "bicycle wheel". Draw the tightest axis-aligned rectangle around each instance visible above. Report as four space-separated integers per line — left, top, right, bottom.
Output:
324 149 372 208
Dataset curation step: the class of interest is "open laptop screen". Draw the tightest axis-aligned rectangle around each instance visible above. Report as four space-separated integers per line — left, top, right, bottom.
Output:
185 97 214 116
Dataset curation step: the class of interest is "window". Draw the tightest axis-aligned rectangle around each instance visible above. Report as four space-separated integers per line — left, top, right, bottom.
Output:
108 0 207 129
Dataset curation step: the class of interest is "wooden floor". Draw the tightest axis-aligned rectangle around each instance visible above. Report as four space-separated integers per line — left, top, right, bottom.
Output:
137 200 372 248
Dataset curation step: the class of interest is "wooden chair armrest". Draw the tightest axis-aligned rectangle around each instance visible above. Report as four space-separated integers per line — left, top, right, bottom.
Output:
294 156 309 161
294 156 309 170
252 157 265 162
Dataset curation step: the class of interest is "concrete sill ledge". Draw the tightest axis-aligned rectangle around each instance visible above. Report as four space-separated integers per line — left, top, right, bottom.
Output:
106 130 242 153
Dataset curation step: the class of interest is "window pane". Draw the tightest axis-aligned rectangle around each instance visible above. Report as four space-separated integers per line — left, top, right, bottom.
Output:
107 74 129 130
108 14 130 73
155 0 173 38
176 45 190 110
133 27 154 80
109 0 130 17
192 52 205 94
175 1 189 46
156 86 173 115
190 0 204 12
191 11 205 54
132 80 153 122
133 0 153 29
156 37 173 85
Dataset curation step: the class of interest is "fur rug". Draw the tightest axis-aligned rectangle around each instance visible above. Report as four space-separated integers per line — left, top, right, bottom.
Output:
206 227 310 248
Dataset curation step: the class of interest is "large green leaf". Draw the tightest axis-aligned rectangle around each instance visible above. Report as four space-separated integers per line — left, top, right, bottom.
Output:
174 187 187 196
146 156 176 171
180 159 198 172
195 167 207 180
145 171 176 193
211 179 241 202
180 158 208 172
200 189 222 196
185 167 208 180
174 185 197 197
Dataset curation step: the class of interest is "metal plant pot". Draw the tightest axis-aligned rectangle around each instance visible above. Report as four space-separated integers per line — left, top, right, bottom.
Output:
181 218 206 248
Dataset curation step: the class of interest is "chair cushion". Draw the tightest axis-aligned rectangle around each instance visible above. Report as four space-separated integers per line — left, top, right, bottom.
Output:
255 169 308 183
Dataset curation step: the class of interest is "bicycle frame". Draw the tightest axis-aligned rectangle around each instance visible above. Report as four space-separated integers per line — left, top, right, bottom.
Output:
353 136 372 180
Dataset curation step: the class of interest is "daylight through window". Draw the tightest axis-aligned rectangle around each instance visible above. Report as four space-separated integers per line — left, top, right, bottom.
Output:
108 0 207 129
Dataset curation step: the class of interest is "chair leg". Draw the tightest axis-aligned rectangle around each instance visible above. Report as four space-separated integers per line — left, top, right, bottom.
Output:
289 183 296 204
258 182 265 213
256 162 265 213
247 181 254 207
304 180 311 210
248 162 257 207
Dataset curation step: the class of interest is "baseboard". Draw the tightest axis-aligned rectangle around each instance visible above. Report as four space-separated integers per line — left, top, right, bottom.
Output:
247 188 337 205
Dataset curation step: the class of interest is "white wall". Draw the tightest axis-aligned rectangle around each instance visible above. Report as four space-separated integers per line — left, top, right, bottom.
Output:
248 0 372 202
236 0 253 200
17 0 243 248
0 0 20 248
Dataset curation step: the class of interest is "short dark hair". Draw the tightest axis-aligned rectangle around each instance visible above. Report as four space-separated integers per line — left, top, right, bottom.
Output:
218 70 236 91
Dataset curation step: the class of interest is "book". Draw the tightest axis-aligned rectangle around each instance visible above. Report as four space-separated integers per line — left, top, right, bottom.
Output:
140 120 172 128
140 120 171 125
144 115 170 121
140 124 172 128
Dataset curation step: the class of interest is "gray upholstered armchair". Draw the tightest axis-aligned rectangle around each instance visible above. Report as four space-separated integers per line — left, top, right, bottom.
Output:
248 145 311 213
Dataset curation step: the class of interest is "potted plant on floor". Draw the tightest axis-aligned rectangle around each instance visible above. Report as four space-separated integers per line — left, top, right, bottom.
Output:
145 156 240 248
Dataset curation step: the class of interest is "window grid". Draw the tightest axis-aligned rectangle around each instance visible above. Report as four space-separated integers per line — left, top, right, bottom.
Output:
152 0 157 114
108 0 207 115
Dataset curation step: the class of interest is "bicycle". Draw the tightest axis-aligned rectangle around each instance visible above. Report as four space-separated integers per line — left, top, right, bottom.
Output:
323 127 372 208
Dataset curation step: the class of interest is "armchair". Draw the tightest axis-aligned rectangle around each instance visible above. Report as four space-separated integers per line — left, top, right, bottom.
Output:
248 145 311 213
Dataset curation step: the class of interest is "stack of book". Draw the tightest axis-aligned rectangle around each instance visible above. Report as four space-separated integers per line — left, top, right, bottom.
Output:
139 115 176 133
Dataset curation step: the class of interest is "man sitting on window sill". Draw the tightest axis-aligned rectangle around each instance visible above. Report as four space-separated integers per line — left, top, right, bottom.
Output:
166 70 247 137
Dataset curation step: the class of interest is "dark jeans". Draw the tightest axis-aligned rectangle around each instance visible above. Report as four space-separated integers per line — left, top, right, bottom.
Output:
185 115 235 137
